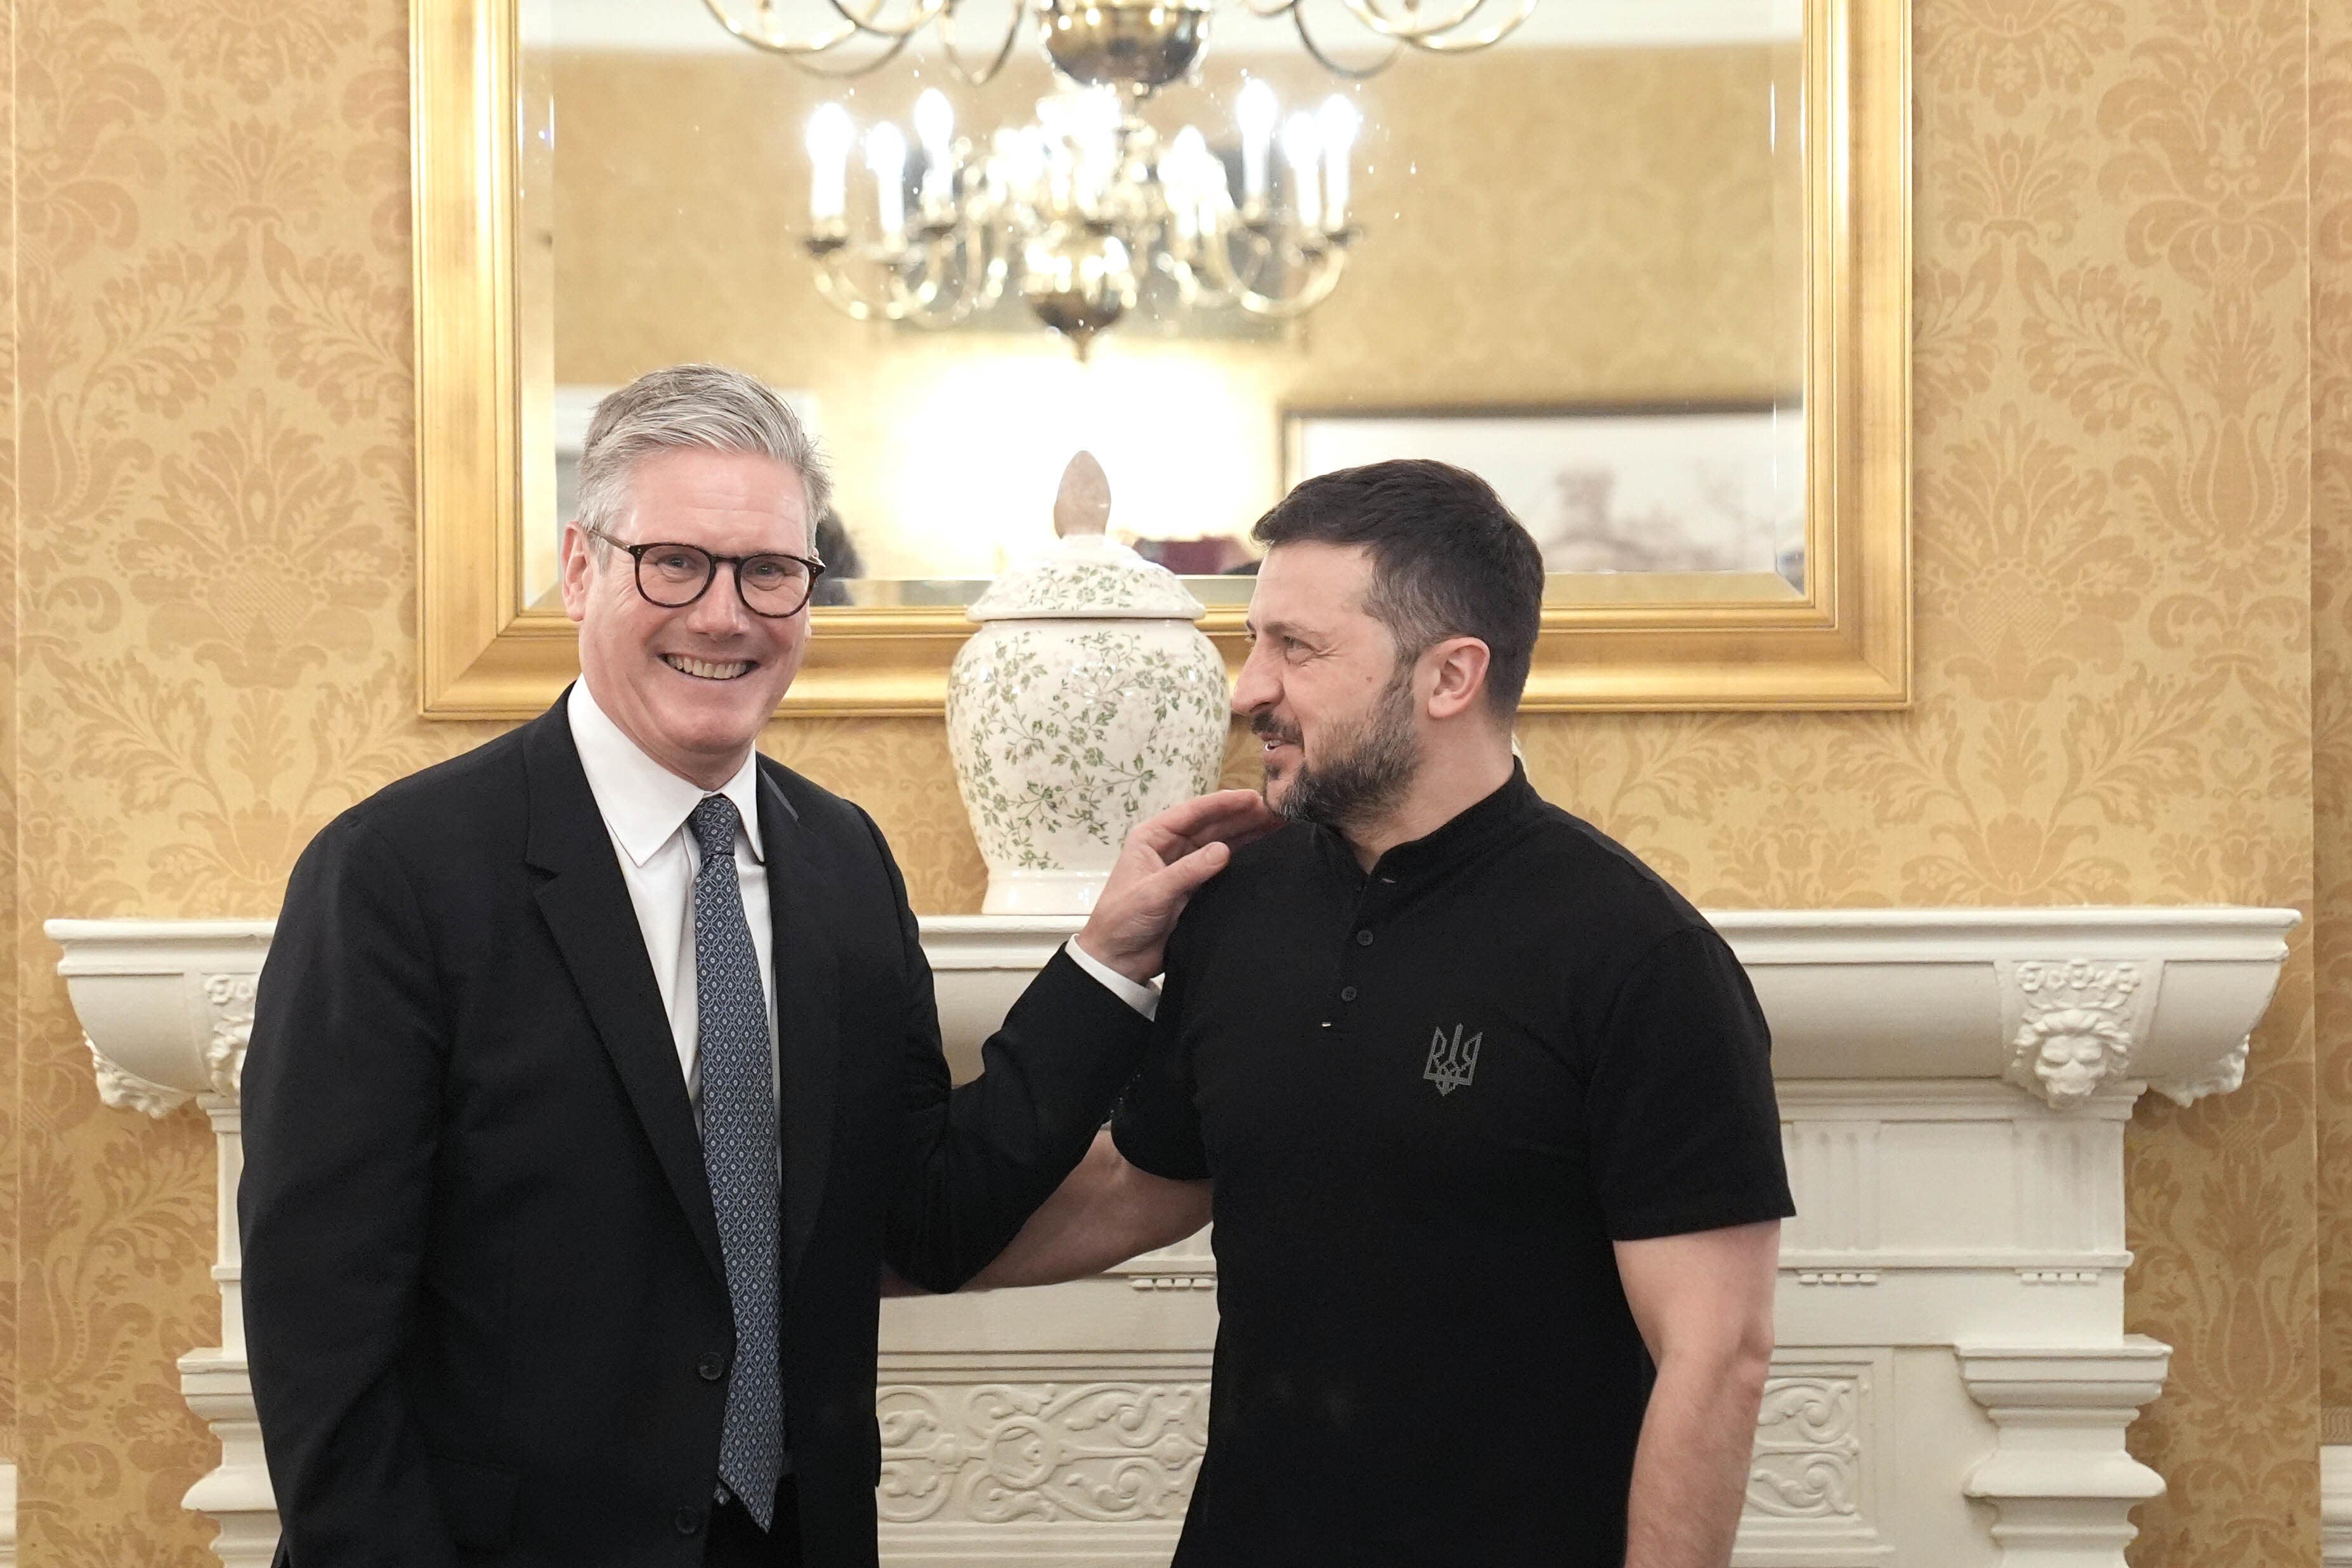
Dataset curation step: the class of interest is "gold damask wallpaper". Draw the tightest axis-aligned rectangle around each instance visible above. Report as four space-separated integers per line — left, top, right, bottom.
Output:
3 3 2338 1568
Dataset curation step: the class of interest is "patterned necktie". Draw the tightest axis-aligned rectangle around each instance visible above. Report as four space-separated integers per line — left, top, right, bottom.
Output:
689 794 785 1530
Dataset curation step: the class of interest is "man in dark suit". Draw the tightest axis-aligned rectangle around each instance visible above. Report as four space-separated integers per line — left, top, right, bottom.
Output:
238 363 1269 1568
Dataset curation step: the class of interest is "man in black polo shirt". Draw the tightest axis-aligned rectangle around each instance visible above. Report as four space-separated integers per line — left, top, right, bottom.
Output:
972 459 1793 1567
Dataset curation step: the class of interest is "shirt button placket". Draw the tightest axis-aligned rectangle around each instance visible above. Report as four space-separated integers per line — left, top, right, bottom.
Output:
1330 925 1373 1026
1331 877 1385 1029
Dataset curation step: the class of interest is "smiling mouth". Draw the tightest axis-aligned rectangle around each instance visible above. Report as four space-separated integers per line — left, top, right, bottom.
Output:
1252 717 1300 751
663 653 755 681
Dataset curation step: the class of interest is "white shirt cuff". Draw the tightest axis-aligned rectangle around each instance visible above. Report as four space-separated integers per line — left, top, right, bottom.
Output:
1064 937 1160 1020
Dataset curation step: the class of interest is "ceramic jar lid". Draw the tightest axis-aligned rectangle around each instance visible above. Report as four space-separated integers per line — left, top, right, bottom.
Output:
967 451 1210 624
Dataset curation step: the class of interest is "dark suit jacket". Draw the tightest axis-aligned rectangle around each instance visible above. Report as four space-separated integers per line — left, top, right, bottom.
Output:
239 699 1149 1567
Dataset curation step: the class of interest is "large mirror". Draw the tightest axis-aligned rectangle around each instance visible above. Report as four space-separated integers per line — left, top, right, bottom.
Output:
414 0 1905 715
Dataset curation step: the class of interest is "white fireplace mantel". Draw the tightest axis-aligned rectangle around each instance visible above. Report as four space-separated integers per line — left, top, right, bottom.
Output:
46 906 2297 1567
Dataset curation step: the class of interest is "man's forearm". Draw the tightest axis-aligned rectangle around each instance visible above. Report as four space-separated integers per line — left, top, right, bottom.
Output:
1622 1345 1770 1568
882 942 1154 1291
966 1129 1211 1289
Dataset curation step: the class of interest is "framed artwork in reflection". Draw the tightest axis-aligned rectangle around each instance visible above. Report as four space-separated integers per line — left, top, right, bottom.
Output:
1282 404 1808 589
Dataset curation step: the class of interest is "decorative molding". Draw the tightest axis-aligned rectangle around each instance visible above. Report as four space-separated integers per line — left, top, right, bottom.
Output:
877 1383 1207 1526
872 1359 1903 1553
870 1526 1184 1567
1106 1229 1217 1291
2322 1444 2352 1568
1775 1078 2140 1118
203 974 257 1099
1780 1119 1881 1251
1120 1276 1217 1293
89 1033 195 1118
49 919 275 1114
2013 1118 2122 1255
2148 1033 2249 1107
1996 958 2148 1111
57 911 2292 1118
1957 1340 2169 1565
1735 1352 1892 1566
1748 1377 1864 1519
1780 1251 2129 1271
181 1341 280 1568
179 1095 279 1567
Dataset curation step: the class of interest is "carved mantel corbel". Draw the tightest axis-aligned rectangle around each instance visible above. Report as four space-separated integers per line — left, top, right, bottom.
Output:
50 906 2297 1568
58 923 269 1117
1990 953 2254 1113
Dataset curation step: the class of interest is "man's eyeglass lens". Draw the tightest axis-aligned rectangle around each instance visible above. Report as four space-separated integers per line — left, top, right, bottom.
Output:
638 544 814 615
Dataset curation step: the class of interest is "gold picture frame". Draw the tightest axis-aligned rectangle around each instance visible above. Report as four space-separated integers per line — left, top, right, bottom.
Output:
412 0 1909 718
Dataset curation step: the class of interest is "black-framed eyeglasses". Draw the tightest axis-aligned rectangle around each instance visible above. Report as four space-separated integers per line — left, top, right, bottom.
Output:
585 526 826 618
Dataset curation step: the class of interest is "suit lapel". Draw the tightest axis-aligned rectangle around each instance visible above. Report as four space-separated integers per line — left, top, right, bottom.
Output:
760 766 840 1286
523 702 727 1287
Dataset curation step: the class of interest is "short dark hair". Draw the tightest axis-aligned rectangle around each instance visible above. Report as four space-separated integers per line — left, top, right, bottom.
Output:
1251 459 1545 713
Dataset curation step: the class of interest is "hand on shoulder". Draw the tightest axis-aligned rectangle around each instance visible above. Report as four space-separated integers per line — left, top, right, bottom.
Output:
1076 790 1281 983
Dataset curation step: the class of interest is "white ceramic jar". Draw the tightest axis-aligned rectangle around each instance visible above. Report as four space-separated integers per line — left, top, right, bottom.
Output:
946 455 1232 915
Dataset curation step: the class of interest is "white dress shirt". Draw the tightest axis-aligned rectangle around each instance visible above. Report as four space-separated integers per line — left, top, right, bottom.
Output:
570 681 776 1110
566 681 1156 1120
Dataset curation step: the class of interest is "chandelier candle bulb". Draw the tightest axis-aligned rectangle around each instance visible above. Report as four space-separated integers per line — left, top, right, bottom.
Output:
1281 112 1322 231
1166 126 1210 240
1198 137 1231 232
865 121 909 250
806 103 854 225
1237 78 1278 209
913 89 957 214
1317 95 1360 230
1074 89 1121 214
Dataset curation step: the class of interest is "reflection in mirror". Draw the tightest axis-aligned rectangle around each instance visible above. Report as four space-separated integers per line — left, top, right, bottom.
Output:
518 0 1805 614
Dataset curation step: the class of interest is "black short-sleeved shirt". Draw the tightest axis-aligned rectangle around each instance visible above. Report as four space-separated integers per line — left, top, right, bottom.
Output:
1111 764 1793 1567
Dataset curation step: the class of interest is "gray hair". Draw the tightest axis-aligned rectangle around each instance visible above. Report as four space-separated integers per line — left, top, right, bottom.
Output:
575 363 831 555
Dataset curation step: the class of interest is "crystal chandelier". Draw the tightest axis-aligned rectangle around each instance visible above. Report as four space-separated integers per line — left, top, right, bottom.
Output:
707 0 1534 351
801 77 1362 353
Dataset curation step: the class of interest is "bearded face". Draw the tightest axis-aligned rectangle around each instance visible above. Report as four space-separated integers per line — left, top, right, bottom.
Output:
1253 657 1423 832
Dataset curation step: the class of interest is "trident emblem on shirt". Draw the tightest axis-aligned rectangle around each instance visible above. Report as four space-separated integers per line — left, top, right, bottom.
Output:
1423 1024 1482 1096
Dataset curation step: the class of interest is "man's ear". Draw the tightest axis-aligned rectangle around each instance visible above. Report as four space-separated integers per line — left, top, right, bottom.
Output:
558 522 594 626
1422 637 1492 720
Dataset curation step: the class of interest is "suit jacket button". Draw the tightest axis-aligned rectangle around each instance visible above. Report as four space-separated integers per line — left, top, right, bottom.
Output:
698 1351 728 1381
674 1506 704 1535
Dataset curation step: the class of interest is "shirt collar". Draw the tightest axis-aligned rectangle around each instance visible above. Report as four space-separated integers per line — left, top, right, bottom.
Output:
1317 761 1541 887
567 679 766 868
